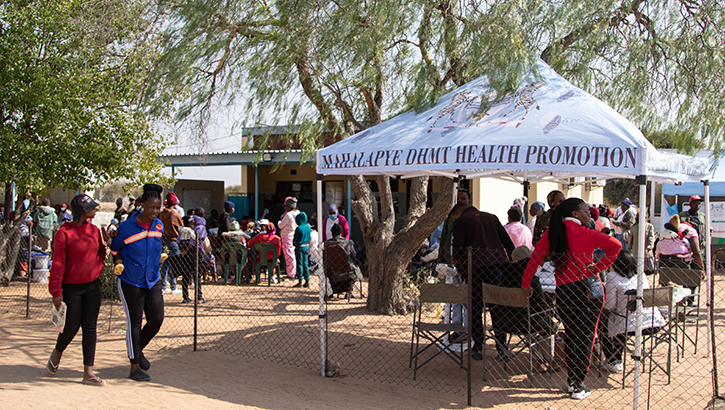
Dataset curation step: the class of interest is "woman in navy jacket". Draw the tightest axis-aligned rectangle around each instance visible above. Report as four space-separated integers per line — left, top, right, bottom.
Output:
111 184 166 382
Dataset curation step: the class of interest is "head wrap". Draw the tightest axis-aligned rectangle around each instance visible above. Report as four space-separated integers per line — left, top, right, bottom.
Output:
284 196 298 209
531 201 545 212
164 192 178 206
224 201 234 212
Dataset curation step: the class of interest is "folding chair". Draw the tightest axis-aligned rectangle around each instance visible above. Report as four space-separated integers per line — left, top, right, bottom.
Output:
622 287 674 387
658 267 701 359
324 243 364 302
251 243 281 286
222 242 248 286
482 284 556 386
409 283 469 380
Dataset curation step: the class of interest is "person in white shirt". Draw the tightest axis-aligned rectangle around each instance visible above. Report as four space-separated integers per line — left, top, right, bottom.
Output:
278 197 300 279
601 250 665 373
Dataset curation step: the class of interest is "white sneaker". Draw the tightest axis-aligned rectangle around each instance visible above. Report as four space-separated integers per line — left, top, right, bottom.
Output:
271 276 278 284
571 387 591 400
162 288 171 294
171 289 182 295
604 360 623 373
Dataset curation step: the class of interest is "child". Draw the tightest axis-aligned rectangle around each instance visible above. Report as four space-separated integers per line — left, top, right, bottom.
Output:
292 212 311 288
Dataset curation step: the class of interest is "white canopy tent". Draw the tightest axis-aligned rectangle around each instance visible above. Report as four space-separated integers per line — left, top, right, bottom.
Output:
314 59 712 408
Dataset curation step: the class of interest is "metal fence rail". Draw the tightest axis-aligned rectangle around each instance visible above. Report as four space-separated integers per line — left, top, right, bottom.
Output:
1 230 721 409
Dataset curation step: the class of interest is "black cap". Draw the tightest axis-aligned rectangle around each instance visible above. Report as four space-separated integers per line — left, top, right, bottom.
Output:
70 194 100 219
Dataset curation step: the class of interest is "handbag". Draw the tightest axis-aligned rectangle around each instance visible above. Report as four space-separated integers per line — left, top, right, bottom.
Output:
568 250 604 299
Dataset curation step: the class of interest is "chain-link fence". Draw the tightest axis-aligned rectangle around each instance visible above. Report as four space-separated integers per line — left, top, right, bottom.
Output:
1 222 721 409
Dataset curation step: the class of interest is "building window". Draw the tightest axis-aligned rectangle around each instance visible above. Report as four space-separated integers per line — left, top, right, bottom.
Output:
277 181 313 202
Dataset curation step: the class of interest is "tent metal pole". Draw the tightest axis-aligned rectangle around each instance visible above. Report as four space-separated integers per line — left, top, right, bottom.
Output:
347 179 352 236
633 175 647 410
704 181 712 359
254 166 259 221
317 174 326 377
650 180 656 225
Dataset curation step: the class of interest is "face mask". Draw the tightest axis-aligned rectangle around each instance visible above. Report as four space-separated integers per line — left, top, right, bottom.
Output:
330 214 338 220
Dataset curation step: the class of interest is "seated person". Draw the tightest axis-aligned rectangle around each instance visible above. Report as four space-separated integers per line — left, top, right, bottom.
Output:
324 223 364 293
247 222 282 284
656 214 705 305
601 250 665 373
493 246 558 338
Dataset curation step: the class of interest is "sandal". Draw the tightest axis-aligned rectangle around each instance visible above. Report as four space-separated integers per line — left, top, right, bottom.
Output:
82 375 106 386
46 353 59 375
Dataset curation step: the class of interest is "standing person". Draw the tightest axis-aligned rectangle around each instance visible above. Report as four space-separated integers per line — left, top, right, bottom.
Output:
504 207 533 249
207 209 219 231
114 198 128 221
322 204 350 242
533 190 565 246
268 196 286 228
680 194 706 252
110 184 166 382
293 211 311 288
598 205 612 231
308 218 320 274
217 201 235 244
452 203 515 361
522 198 622 400
46 194 106 386
589 206 605 231
278 197 300 279
526 201 545 233
611 199 636 250
33 198 57 253
159 193 183 295
176 216 205 303
628 211 656 275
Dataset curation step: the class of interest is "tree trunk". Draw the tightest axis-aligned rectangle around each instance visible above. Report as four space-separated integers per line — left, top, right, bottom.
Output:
350 175 454 315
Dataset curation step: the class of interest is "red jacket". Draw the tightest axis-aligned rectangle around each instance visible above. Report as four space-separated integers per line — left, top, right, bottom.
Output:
48 222 107 298
247 232 282 261
522 219 621 288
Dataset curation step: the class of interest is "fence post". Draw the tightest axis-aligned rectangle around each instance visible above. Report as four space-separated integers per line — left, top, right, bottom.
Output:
194 232 198 352
26 222 33 318
317 174 326 377
467 246 472 406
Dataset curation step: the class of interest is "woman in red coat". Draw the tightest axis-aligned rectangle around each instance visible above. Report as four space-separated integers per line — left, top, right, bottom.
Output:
46 194 107 386
522 198 621 400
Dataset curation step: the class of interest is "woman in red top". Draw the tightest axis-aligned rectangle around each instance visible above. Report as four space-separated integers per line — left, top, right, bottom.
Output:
46 194 107 386
247 222 282 283
522 198 621 400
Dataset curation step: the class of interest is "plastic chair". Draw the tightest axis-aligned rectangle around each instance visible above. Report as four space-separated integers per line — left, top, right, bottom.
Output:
658 267 701 359
222 242 248 286
409 283 469 380
482 283 556 386
252 243 280 286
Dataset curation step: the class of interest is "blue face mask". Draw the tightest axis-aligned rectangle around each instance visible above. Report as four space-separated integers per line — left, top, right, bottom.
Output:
330 214 338 220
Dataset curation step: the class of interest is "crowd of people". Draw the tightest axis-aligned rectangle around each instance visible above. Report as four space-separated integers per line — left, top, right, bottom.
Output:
37 183 708 392
424 190 708 401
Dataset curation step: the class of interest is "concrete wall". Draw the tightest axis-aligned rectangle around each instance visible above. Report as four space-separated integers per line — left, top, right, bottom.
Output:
169 179 226 215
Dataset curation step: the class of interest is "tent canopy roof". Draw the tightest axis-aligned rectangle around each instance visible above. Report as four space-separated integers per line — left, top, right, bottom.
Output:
316 60 709 184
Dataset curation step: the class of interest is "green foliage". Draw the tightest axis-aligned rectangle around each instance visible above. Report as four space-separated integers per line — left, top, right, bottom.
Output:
149 0 724 157
0 0 168 193
99 181 144 202
603 179 639 207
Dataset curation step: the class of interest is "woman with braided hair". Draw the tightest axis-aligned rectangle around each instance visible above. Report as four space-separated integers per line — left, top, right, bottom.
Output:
522 198 621 400
111 184 167 382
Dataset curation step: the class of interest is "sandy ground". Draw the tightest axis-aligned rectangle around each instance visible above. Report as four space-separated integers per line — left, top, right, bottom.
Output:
1 268 718 410
0 314 492 410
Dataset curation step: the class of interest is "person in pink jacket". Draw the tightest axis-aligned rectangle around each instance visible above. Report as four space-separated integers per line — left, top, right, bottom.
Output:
322 204 349 242
278 197 300 278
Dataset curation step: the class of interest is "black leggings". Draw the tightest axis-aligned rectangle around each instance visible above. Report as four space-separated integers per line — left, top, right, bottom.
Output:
55 279 102 366
556 280 603 386
118 279 164 365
